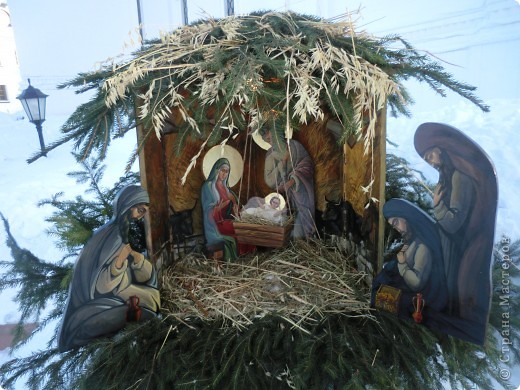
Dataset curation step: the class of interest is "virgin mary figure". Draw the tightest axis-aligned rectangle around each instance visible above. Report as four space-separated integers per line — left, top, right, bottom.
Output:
201 153 255 261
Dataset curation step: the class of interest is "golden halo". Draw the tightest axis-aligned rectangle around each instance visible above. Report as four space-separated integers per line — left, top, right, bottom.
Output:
252 127 293 150
202 145 243 187
264 192 286 211
252 130 271 150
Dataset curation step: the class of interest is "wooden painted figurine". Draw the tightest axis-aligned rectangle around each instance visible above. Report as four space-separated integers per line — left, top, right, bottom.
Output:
372 123 497 345
371 198 448 319
201 147 255 261
414 122 497 344
257 126 316 238
58 185 160 351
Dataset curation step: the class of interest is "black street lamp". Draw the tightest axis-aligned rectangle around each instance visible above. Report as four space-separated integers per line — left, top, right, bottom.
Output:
17 78 48 156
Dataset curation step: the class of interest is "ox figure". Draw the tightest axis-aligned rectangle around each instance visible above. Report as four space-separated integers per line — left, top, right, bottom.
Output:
169 201 197 255
320 197 363 243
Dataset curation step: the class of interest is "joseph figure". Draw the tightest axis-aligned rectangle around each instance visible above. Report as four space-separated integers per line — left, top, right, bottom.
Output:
260 127 316 238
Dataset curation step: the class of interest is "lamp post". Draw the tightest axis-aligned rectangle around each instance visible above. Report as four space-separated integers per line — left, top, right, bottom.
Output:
17 78 48 157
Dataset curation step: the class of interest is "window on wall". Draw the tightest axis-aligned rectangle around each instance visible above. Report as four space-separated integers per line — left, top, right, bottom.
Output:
0 85 7 101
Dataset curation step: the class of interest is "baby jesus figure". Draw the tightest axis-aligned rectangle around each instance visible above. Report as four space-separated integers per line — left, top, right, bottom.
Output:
241 193 288 224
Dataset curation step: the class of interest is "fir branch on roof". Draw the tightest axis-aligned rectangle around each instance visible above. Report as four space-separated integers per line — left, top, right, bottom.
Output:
44 11 488 166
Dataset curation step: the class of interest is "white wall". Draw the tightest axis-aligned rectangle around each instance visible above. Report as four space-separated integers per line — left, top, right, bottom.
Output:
0 2 22 114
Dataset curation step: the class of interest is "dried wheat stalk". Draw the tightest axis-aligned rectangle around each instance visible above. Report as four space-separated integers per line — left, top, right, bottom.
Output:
101 12 400 197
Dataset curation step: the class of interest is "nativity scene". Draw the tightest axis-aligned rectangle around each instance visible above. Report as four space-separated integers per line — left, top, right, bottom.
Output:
47 12 499 388
199 122 318 258
55 12 390 351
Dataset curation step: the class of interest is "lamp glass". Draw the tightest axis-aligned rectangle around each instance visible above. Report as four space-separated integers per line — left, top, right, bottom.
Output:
20 96 47 122
17 83 48 123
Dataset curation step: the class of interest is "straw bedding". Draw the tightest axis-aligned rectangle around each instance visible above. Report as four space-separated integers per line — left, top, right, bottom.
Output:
160 239 374 332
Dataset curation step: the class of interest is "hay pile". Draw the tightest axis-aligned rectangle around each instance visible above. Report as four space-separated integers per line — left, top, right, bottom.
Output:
160 239 374 332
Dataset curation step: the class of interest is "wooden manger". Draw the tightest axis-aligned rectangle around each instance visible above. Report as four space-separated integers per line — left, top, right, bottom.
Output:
233 217 293 248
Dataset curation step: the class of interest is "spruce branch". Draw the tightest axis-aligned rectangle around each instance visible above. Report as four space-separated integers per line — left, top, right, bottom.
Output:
38 157 140 252
385 153 434 212
39 11 488 167
0 159 143 389
0 214 71 347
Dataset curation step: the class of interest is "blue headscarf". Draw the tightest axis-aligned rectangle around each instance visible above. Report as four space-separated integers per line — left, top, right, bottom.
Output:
384 198 448 311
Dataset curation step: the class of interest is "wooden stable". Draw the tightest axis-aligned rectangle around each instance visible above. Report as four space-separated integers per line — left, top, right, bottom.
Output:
137 108 387 270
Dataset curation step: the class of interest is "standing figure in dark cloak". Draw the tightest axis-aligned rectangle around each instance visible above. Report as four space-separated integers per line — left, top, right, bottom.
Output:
58 185 160 351
260 127 315 238
371 199 448 317
415 123 497 340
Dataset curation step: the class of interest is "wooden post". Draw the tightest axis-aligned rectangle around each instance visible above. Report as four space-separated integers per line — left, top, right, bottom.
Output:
136 124 171 268
376 107 387 271
342 107 387 266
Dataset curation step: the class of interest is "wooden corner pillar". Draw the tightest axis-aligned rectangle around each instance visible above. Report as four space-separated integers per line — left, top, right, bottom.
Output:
376 108 387 272
136 124 171 267
342 106 387 270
